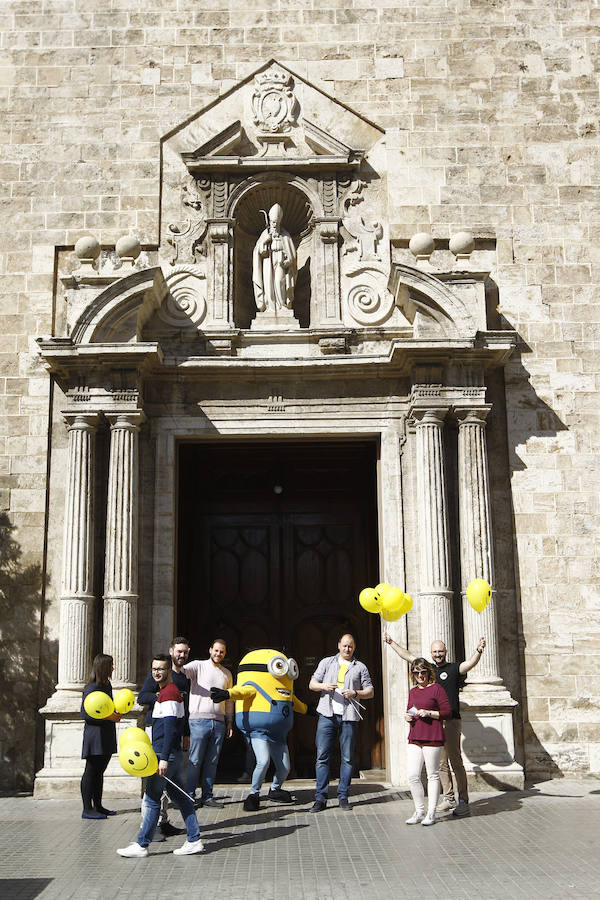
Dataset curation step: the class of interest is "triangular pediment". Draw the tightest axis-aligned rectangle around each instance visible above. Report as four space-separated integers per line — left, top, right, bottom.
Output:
165 59 384 175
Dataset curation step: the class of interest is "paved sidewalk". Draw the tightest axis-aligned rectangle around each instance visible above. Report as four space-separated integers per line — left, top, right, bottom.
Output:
1 779 599 899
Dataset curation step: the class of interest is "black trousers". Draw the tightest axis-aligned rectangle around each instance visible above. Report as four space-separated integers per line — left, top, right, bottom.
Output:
81 753 112 811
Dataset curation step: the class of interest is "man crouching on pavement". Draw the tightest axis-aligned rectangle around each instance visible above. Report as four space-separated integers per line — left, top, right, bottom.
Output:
117 654 204 858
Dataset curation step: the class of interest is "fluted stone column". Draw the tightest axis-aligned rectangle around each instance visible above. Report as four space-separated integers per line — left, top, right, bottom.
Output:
413 408 454 659
103 412 144 688
456 407 502 684
56 413 100 691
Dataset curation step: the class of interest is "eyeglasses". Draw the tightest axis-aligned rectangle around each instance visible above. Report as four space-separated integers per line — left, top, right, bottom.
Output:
413 669 428 676
152 667 168 673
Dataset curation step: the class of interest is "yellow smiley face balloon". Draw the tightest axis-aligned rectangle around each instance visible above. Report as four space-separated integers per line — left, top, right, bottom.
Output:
83 691 115 720
119 741 158 778
466 578 492 613
113 688 136 715
359 587 382 614
120 726 151 747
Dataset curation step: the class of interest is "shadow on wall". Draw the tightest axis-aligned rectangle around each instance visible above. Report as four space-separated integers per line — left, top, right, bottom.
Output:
502 333 566 781
0 513 55 793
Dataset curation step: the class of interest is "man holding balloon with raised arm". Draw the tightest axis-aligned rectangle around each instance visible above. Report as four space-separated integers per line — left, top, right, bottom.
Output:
384 631 486 819
116 653 204 858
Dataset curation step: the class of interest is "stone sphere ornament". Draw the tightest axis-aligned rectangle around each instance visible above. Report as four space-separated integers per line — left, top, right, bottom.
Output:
409 232 435 259
115 235 141 261
449 231 475 257
74 235 101 261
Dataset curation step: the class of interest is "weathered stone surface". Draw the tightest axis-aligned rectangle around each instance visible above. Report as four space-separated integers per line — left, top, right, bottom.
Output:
0 0 598 791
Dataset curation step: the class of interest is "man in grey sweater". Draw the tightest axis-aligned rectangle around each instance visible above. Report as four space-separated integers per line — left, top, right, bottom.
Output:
308 634 374 812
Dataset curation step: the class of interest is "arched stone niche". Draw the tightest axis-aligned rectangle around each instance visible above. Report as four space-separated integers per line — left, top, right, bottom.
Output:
228 174 318 328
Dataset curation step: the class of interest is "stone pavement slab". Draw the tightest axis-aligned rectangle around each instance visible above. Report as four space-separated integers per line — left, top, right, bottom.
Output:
0 779 599 900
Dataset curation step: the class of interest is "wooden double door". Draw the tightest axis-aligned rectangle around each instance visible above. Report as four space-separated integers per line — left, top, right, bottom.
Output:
177 440 383 778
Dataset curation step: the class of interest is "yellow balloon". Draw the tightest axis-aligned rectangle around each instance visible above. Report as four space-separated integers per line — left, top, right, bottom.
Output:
83 691 114 720
380 587 405 613
359 587 382 614
120 726 151 747
403 594 413 613
113 688 136 715
374 583 391 597
119 741 158 778
466 578 492 613
381 605 405 622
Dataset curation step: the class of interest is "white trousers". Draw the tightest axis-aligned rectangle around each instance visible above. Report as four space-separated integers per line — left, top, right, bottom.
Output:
406 743 442 817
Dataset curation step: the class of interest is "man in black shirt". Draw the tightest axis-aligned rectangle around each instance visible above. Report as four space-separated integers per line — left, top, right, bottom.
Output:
384 632 486 817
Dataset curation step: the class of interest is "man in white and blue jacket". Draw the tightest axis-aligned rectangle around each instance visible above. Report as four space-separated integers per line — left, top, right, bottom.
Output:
117 655 203 858
308 633 374 812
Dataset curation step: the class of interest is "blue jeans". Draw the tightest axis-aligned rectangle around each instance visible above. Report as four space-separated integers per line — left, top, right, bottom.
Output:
250 737 290 795
187 718 226 799
137 757 199 848
315 714 358 802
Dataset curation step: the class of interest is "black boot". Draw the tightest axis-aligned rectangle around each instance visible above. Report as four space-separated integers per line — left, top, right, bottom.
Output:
243 792 260 811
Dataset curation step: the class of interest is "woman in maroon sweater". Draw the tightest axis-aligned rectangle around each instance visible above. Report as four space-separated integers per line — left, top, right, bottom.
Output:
405 657 451 826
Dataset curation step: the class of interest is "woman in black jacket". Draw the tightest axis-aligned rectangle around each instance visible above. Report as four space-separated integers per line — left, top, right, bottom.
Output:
80 653 121 819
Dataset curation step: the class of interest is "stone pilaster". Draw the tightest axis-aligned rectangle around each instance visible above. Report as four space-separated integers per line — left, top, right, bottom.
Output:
378 424 409 786
412 407 454 659
206 218 234 327
314 218 342 325
56 413 100 691
103 412 144 688
456 407 501 684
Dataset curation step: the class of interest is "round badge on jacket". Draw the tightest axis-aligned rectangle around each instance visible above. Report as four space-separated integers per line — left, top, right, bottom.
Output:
439 672 448 680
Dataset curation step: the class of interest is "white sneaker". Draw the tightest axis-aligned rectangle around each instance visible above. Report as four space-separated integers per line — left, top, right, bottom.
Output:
116 842 148 858
405 811 424 824
437 798 456 812
421 814 436 826
173 839 205 856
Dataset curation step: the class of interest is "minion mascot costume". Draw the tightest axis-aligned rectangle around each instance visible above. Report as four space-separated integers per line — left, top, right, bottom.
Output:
210 649 308 811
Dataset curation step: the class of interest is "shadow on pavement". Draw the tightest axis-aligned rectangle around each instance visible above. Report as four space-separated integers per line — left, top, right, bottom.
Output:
0 879 52 898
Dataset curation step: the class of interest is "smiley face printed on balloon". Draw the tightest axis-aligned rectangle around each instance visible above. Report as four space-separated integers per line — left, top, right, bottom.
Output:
83 690 115 720
118 741 158 778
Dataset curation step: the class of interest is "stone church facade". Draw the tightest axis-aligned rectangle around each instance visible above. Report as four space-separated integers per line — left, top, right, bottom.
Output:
0 2 597 793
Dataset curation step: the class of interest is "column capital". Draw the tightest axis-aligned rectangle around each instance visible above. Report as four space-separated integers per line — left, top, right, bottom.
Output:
454 405 492 427
105 410 146 431
410 406 449 426
62 412 102 431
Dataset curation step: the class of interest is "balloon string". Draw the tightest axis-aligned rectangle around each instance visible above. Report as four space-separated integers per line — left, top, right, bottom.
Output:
162 775 194 803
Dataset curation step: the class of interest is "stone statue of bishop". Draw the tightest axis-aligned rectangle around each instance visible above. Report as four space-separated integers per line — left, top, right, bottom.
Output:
252 203 297 313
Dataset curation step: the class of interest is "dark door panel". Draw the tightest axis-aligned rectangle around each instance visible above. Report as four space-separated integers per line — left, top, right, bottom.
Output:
177 441 382 778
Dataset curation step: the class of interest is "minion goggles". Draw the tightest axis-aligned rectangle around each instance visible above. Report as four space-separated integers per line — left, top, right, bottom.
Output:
238 656 299 679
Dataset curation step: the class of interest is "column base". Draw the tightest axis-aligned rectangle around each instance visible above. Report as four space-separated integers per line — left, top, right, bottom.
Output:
35 691 143 799
459 684 524 791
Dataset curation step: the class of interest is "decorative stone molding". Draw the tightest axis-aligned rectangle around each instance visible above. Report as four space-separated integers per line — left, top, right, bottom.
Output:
346 281 394 326
251 64 299 135
388 263 477 338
